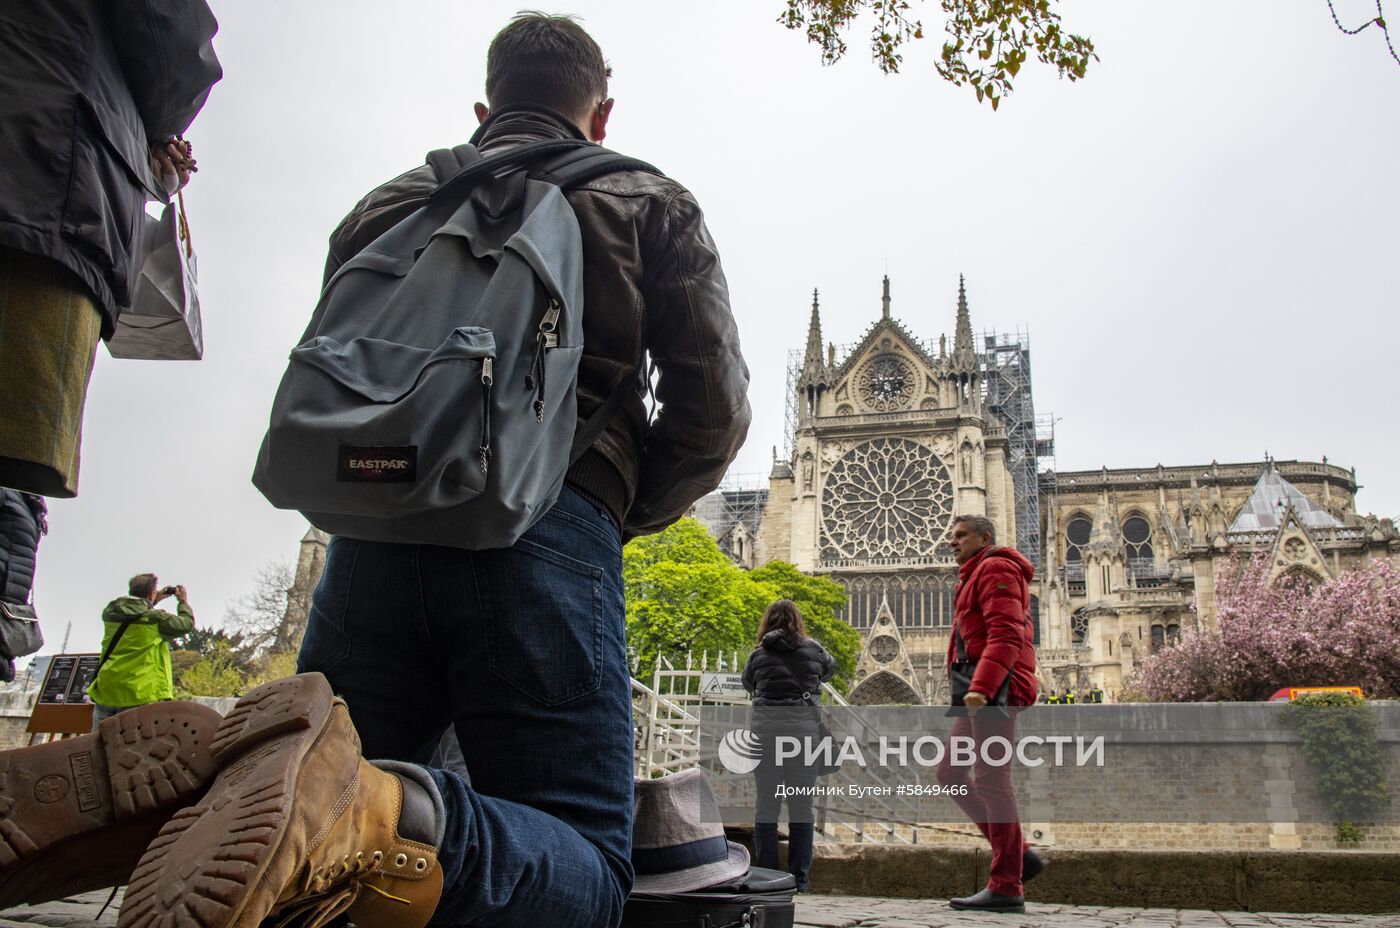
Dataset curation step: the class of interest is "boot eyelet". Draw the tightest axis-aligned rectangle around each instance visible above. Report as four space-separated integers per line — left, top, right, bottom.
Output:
414 858 428 872
371 851 384 865
394 853 409 868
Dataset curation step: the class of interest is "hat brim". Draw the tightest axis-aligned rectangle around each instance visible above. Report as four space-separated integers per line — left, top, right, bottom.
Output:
630 840 750 895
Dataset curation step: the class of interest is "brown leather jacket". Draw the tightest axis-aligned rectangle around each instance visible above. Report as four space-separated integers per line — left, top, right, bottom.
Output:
321 108 750 539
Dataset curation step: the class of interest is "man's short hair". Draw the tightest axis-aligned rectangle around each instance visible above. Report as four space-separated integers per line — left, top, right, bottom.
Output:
952 514 997 545
485 13 610 121
129 573 158 598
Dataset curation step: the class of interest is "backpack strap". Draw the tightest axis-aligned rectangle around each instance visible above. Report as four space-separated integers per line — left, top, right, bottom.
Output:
531 145 662 189
425 143 480 182
568 376 635 465
531 146 660 463
424 141 665 465
430 138 593 204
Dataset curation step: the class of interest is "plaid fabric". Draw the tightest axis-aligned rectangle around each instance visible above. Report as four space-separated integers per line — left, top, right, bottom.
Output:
0 248 101 497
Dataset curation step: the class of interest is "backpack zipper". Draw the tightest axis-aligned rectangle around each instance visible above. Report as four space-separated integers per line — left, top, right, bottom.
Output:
479 356 494 474
525 298 561 422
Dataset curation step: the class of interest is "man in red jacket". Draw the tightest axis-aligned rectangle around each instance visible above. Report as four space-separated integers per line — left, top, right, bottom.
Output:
936 514 1044 913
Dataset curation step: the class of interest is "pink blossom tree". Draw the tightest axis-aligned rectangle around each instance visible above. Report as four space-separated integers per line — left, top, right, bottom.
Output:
1130 555 1400 702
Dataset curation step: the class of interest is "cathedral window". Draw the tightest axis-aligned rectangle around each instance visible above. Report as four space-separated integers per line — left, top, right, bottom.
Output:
836 573 956 630
857 354 915 412
820 438 954 563
1150 625 1166 653
1064 515 1091 594
1123 515 1162 586
1070 608 1088 644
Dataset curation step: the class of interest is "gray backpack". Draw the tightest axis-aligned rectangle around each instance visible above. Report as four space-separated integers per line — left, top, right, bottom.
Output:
252 139 658 549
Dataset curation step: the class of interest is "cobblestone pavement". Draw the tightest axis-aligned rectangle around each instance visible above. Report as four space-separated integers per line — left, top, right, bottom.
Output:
1 891 1397 927
793 895 1400 928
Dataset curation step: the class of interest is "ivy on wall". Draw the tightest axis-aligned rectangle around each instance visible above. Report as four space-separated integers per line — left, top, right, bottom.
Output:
1283 692 1390 844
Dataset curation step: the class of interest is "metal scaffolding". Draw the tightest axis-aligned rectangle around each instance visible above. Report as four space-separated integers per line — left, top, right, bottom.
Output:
689 473 769 563
981 330 1048 568
783 349 802 461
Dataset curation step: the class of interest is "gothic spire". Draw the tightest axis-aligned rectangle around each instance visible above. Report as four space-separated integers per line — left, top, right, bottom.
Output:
881 275 891 320
954 273 973 353
802 288 825 381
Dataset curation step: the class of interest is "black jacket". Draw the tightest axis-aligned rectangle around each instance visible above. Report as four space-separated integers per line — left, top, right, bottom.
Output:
0 490 46 605
321 107 751 537
742 630 837 707
0 0 221 336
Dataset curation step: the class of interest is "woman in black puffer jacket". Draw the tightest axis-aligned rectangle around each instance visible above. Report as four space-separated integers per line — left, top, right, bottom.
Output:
0 489 47 682
740 599 835 891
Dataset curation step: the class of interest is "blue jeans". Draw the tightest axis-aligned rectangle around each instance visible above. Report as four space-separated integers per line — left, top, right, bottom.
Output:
90 702 142 731
297 487 634 927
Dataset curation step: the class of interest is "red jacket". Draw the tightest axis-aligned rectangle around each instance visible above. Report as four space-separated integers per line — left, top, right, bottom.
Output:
947 546 1039 707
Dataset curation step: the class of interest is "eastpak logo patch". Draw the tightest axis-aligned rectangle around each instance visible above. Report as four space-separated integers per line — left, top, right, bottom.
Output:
338 446 417 483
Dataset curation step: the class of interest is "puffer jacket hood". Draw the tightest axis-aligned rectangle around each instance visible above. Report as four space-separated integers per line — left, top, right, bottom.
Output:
760 629 801 652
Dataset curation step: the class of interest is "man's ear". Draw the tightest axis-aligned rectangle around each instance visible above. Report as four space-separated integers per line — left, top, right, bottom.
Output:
588 98 614 142
474 102 489 125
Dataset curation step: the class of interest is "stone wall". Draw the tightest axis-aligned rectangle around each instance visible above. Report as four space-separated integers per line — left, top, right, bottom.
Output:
717 703 1400 853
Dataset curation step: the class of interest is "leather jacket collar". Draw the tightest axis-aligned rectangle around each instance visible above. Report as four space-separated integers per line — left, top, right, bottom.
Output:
469 104 588 152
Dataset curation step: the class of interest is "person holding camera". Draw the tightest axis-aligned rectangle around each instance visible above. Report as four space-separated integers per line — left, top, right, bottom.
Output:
87 572 194 727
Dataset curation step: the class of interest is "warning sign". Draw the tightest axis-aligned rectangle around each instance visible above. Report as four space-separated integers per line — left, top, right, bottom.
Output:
699 672 748 702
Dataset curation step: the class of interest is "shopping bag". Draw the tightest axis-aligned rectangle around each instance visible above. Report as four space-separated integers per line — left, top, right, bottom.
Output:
107 192 203 360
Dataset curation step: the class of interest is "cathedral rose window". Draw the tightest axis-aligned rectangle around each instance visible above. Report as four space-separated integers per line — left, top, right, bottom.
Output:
857 353 916 411
820 437 953 560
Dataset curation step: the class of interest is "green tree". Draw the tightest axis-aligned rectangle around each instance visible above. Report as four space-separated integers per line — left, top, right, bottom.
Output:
174 638 245 698
780 0 1096 110
624 519 860 693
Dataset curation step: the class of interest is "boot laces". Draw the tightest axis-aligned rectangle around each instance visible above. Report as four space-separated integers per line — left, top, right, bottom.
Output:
268 849 412 928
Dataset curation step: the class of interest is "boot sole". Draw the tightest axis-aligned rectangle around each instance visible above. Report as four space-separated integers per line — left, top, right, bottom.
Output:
0 701 223 909
949 902 1027 913
117 673 337 928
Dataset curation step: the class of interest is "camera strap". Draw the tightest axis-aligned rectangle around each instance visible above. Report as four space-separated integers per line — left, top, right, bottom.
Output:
97 617 138 671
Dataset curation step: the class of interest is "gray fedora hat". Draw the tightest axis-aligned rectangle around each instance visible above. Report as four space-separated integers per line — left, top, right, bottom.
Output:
631 768 750 894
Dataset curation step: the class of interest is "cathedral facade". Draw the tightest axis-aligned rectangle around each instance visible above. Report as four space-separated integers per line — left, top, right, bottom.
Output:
709 278 1400 704
279 276 1400 704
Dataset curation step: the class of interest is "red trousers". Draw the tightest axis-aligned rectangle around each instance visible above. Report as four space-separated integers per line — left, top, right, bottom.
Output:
934 711 1027 896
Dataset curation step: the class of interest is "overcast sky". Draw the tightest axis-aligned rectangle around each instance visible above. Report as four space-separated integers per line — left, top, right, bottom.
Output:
23 0 1399 657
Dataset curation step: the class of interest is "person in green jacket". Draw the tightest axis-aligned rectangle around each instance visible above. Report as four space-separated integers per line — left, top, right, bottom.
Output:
86 572 194 728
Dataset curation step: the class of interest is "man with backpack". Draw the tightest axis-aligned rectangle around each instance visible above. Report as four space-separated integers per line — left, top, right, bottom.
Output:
93 14 750 928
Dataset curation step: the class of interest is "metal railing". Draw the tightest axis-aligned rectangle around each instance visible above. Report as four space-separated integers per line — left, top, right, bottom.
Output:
629 656 929 846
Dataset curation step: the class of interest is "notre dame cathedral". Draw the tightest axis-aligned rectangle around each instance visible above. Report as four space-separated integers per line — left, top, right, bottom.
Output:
280 275 1400 704
691 276 1400 704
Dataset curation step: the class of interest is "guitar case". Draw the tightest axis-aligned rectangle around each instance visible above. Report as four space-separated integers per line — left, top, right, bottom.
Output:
621 867 797 927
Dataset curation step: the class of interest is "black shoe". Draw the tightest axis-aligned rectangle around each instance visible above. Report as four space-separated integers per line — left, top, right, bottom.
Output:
949 888 1026 913
1023 848 1047 883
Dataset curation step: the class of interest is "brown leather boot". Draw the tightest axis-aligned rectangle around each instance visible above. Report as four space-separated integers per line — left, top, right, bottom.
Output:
117 672 443 928
0 701 222 909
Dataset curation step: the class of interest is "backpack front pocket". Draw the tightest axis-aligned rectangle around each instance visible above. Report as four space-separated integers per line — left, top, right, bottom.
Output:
261 326 497 516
